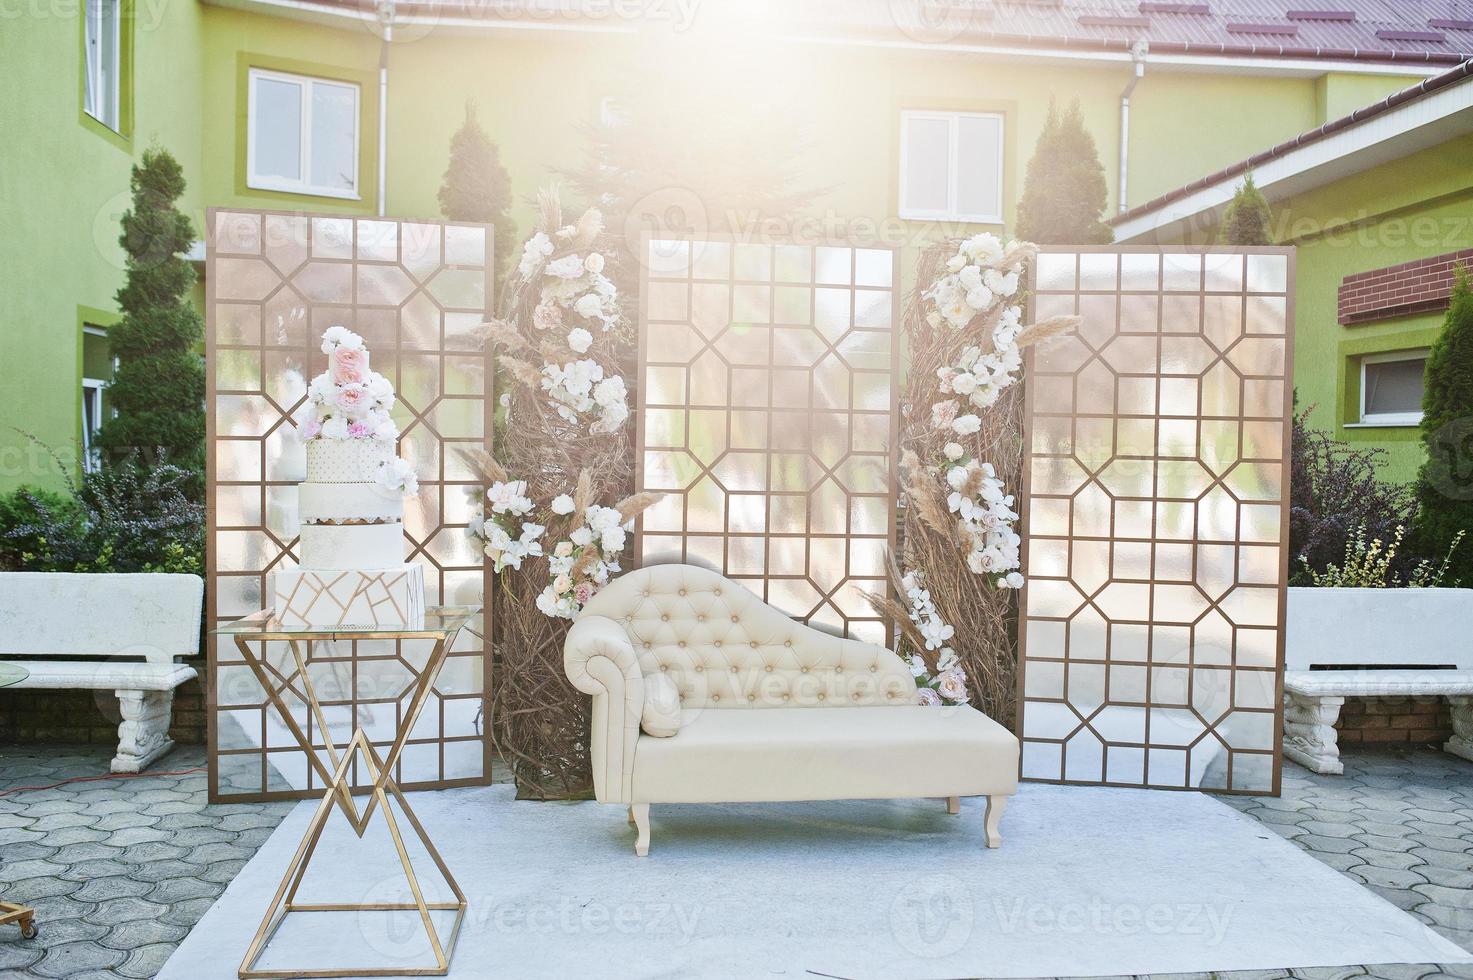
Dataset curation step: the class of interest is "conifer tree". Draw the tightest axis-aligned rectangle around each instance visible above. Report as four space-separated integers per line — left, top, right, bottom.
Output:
1218 174 1274 246
1015 98 1113 246
1414 267 1473 584
438 101 516 297
96 147 205 498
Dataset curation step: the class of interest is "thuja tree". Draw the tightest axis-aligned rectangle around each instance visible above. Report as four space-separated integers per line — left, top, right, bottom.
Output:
1015 98 1113 246
1414 267 1473 584
1218 174 1273 246
438 101 517 297
96 147 205 497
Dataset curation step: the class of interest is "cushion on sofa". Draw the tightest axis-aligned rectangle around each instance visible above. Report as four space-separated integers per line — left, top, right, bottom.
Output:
631 705 1019 803
641 671 682 737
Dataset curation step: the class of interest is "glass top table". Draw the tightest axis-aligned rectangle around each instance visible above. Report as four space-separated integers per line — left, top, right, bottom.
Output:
212 605 479 642
0 664 28 688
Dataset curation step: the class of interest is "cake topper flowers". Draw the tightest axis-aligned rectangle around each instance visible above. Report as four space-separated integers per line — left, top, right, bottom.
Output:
304 326 399 445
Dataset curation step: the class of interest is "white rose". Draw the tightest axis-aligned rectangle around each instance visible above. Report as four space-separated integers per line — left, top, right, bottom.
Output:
567 328 593 354
946 465 969 490
943 442 964 461
570 526 594 547
553 574 572 594
951 413 982 435
574 293 605 320
551 494 575 515
584 252 605 274
945 255 966 274
600 526 626 553
1003 571 1026 589
545 254 586 279
554 541 573 558
957 265 983 291
950 372 979 396
320 416 349 440
965 286 993 310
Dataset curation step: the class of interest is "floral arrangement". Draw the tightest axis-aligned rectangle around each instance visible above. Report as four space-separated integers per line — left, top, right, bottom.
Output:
303 326 399 445
899 571 970 706
466 459 653 621
871 235 1078 723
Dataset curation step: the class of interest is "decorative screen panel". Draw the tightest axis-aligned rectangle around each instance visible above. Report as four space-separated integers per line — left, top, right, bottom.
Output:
636 238 900 643
205 209 493 801
1018 249 1293 794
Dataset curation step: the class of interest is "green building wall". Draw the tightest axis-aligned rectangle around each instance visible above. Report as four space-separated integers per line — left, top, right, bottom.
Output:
0 1 1442 492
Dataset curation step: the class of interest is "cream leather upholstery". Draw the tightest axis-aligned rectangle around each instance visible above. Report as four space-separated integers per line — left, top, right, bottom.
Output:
563 564 1020 853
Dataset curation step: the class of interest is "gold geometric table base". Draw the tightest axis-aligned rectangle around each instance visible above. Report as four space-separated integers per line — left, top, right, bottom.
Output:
239 732 466 979
213 608 480 979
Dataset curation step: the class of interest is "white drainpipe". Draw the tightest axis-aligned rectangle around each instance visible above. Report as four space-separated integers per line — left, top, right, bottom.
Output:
1118 41 1148 214
376 1 394 217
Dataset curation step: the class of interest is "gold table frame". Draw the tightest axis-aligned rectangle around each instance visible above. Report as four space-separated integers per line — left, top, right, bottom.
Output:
212 607 479 979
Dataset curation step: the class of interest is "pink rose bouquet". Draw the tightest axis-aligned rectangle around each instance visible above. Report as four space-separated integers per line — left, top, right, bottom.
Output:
330 347 368 385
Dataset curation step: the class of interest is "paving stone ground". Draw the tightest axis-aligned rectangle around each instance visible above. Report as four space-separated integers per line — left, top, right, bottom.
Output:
0 743 1469 979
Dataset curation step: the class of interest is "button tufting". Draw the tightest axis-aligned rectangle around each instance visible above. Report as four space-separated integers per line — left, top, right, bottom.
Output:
852 693 861 701
642 590 649 597
731 616 739 623
764 665 773 672
714 641 722 647
800 666 809 673
887 692 896 699
661 614 669 621
642 642 651 649
697 614 706 621
818 693 826 701
869 666 877 673
729 666 738 674
749 641 758 648
747 695 755 703
659 665 668 671
784 640 791 647
711 694 720 702
835 667 843 673
678 589 686 596
695 665 704 672
678 640 686 647
781 694 790 701
714 589 721 596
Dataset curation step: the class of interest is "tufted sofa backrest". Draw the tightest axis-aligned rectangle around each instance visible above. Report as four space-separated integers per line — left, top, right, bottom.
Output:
581 564 915 709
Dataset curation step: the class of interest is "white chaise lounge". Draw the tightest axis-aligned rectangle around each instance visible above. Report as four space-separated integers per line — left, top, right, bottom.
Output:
1282 586 1473 774
563 563 1019 856
0 572 203 773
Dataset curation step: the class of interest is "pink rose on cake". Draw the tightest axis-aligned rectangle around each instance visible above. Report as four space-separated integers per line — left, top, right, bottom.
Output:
330 346 369 385
347 420 373 439
300 418 322 440
331 384 372 417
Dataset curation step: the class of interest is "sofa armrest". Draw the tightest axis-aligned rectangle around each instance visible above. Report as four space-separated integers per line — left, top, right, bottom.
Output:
563 614 644 804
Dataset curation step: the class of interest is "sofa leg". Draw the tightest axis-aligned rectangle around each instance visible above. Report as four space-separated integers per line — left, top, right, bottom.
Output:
946 796 960 815
627 805 636 826
631 803 650 857
984 795 1007 849
113 690 176 774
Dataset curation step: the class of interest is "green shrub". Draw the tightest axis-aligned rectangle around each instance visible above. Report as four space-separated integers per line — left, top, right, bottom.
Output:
95 147 206 499
438 100 517 299
1414 266 1473 585
0 438 202 574
1015 98 1113 246
1300 524 1463 588
1218 174 1273 246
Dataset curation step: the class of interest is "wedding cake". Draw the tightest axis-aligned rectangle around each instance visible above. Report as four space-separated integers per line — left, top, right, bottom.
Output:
271 326 425 628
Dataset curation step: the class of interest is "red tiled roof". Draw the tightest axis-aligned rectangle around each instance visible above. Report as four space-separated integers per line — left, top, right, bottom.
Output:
304 0 1473 65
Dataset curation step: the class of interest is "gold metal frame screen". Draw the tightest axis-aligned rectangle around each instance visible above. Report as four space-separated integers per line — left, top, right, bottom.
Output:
1018 249 1293 794
635 237 901 643
205 209 493 802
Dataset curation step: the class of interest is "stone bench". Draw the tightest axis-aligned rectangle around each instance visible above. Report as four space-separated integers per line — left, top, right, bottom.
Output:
0 572 203 773
1282 586 1473 775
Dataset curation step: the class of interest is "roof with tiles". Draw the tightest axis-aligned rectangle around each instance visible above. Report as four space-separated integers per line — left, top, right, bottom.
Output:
287 0 1473 65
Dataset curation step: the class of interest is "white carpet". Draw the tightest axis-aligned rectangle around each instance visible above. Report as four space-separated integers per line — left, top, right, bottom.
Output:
160 783 1471 980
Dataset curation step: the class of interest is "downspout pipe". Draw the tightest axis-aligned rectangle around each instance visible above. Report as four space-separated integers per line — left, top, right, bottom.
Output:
376 1 394 217
1118 41 1147 214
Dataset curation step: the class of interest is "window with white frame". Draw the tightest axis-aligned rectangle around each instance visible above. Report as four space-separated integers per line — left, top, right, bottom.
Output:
1358 350 1428 426
900 110 1004 223
247 68 360 199
81 377 107 472
83 0 122 131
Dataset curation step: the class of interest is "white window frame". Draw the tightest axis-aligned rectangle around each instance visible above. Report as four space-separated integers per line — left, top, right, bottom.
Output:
81 377 108 473
1350 349 1428 428
246 67 361 200
899 109 1005 224
83 0 122 132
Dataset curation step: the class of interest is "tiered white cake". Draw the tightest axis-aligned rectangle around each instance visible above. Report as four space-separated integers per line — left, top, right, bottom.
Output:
271 327 425 628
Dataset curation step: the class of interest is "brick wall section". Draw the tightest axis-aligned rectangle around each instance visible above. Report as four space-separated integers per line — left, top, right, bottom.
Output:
1336 695 1453 746
1338 247 1473 325
0 659 207 747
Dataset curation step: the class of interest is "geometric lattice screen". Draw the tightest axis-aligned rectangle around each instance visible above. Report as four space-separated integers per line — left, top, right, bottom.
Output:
1018 249 1294 794
205 209 493 802
635 236 900 644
